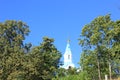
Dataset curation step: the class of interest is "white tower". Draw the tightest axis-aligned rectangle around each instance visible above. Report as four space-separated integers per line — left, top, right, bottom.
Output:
62 40 75 69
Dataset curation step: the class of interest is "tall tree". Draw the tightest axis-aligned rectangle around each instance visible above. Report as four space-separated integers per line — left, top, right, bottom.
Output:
29 37 61 80
79 14 120 80
0 20 62 80
0 20 30 80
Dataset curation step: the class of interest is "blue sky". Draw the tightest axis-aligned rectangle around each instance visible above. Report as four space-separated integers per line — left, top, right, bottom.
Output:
0 0 120 67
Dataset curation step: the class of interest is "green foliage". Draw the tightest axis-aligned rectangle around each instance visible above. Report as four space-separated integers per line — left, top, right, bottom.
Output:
0 20 61 80
0 20 30 80
29 37 61 80
0 20 30 54
54 70 88 80
54 67 80 80
1 15 119 80
56 68 67 77
79 14 120 80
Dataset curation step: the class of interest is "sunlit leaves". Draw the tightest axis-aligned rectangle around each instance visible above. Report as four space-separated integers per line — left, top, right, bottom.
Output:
79 14 120 79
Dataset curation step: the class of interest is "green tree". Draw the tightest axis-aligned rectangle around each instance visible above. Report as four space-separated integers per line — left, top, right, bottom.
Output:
0 20 30 54
4 37 62 80
0 20 62 80
29 37 61 80
79 14 120 80
0 20 30 80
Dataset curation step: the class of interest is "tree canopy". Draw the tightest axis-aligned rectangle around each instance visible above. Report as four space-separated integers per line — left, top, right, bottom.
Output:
0 15 120 80
79 14 120 80
0 20 61 80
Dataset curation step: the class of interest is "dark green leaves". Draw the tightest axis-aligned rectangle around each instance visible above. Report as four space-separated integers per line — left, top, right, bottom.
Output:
0 20 61 80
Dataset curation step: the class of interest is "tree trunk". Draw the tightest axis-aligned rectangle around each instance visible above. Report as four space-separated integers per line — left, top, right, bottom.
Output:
109 61 112 80
97 58 101 80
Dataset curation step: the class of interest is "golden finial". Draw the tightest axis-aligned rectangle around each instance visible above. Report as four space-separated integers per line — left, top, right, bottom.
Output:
67 37 70 43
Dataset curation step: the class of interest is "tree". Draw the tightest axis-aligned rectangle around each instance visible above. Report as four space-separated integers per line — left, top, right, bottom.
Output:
29 37 61 80
0 20 30 54
0 20 30 80
79 14 120 80
0 20 62 80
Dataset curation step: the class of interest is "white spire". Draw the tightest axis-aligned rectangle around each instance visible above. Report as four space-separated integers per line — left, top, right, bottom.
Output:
62 40 75 69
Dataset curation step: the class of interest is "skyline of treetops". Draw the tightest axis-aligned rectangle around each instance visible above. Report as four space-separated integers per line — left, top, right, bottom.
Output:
0 14 120 80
